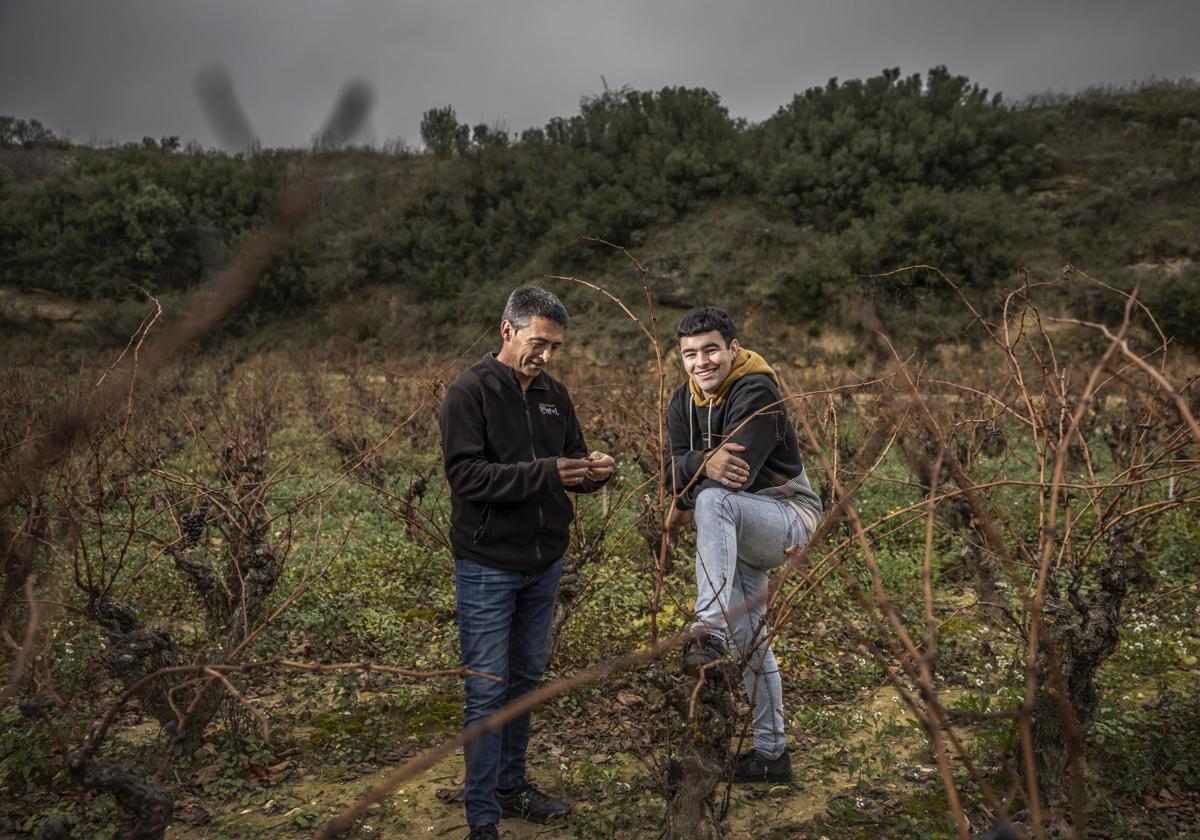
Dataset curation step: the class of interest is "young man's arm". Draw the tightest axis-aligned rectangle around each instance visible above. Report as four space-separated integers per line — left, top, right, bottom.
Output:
440 381 561 502
664 388 709 510
693 377 784 496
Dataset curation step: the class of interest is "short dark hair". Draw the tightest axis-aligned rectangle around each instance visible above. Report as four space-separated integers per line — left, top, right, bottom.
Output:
502 286 569 330
676 306 736 346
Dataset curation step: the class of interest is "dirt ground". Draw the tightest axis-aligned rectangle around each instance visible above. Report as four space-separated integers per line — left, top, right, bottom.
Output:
165 686 925 839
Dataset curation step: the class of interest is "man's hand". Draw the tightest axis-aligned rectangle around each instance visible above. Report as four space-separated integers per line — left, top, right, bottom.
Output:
665 505 693 549
556 457 592 487
585 451 615 482
703 441 750 489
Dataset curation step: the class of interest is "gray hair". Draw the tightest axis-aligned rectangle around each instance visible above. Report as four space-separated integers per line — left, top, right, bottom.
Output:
501 286 569 331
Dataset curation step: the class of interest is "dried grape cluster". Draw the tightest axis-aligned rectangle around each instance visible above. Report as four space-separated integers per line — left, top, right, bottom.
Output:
181 501 210 547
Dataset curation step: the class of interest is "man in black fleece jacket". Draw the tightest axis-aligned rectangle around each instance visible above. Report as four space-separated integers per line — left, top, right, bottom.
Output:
665 306 820 784
440 287 613 839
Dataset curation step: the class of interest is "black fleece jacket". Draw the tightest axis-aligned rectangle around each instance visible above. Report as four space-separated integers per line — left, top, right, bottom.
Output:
440 353 604 572
664 372 820 514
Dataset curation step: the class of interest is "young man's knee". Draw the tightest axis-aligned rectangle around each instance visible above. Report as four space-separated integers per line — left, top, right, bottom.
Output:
695 486 736 524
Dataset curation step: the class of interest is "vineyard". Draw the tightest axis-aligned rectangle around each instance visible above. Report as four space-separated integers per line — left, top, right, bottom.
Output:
2 256 1198 839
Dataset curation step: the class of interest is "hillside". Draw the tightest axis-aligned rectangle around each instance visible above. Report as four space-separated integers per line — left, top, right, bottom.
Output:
1 69 1198 360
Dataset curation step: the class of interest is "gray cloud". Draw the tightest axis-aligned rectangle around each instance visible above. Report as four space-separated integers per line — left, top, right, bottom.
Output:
2 0 1198 149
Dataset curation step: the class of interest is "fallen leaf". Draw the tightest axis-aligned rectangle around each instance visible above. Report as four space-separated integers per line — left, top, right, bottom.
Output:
248 759 291 782
436 786 465 804
175 799 211 826
193 765 220 787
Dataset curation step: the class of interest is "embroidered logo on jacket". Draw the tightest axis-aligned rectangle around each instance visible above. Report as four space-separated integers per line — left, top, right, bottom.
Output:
538 403 560 416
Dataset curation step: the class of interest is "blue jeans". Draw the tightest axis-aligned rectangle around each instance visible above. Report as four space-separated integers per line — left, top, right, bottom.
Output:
455 557 562 827
692 487 812 758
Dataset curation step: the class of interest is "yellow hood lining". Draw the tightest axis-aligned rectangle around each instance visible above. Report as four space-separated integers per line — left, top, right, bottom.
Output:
688 348 779 407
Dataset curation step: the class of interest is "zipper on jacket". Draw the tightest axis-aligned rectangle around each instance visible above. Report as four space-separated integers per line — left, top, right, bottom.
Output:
472 504 491 544
521 390 544 565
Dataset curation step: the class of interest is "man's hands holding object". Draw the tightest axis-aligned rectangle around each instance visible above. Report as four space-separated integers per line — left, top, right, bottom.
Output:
556 451 614 486
585 451 615 481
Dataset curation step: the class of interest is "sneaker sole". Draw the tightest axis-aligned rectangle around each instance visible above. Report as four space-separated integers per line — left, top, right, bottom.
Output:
498 805 570 823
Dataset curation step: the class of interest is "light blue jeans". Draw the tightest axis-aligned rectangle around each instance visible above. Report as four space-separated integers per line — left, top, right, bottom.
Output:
692 487 810 758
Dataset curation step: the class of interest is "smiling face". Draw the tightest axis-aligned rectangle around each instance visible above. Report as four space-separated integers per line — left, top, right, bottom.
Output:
497 315 565 387
679 330 740 398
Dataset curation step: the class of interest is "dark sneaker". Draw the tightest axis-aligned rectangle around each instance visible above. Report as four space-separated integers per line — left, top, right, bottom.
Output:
682 633 728 677
730 748 792 783
495 781 571 823
467 825 498 840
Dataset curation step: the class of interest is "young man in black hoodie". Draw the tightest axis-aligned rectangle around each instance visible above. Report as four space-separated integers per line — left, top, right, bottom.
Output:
440 287 614 840
665 306 821 783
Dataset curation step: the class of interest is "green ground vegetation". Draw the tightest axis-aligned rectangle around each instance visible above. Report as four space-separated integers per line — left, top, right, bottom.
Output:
2 330 1197 838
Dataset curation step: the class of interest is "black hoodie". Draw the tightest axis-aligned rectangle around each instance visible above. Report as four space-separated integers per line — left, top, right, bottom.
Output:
440 353 604 572
664 370 821 517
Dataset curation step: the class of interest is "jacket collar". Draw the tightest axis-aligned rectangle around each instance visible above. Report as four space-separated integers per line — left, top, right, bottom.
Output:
481 352 549 392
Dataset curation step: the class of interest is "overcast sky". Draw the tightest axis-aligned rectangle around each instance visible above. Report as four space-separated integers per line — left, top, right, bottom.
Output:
2 0 1198 150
